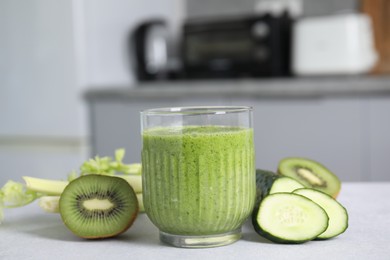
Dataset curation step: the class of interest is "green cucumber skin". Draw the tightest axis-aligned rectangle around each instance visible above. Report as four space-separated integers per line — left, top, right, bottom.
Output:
251 212 310 244
315 207 348 240
255 169 278 204
251 193 329 244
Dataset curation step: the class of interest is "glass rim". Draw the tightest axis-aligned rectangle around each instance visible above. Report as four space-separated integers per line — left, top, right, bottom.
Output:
141 106 252 116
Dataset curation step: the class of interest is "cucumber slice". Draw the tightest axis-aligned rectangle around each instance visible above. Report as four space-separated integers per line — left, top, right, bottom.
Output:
269 177 304 195
293 188 348 239
255 169 304 204
252 193 329 244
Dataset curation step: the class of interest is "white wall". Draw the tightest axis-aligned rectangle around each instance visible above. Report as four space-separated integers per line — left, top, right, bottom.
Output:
0 0 81 137
0 0 184 185
80 0 184 86
0 0 87 185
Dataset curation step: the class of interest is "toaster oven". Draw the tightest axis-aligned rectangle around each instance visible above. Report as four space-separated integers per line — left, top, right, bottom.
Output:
182 14 293 79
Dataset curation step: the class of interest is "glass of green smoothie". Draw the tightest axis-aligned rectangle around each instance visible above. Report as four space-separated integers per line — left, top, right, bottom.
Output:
141 106 255 248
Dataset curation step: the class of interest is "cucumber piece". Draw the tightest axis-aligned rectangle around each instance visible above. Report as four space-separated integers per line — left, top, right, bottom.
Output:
269 177 304 195
255 169 304 204
255 169 278 203
278 157 341 198
293 188 348 239
252 193 329 244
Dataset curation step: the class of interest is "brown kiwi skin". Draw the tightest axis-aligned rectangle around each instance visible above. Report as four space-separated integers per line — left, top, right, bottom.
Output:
60 175 139 240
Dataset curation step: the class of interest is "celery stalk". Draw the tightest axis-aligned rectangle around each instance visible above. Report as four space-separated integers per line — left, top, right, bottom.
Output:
117 175 142 193
23 175 142 195
23 176 68 195
127 163 142 175
136 193 144 212
39 196 60 213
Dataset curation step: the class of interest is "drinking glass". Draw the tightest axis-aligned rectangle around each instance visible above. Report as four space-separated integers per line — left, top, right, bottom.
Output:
141 106 255 248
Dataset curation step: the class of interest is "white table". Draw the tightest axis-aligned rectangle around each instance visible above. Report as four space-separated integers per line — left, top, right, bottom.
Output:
1 182 389 260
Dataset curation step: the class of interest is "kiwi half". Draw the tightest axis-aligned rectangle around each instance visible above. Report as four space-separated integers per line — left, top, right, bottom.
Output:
59 174 139 239
278 158 341 198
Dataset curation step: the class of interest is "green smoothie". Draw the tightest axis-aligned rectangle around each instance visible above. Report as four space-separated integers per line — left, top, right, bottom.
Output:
142 125 255 235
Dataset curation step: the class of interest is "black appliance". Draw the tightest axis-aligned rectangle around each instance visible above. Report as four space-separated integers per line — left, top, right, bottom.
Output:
182 13 292 79
131 20 171 81
131 13 293 81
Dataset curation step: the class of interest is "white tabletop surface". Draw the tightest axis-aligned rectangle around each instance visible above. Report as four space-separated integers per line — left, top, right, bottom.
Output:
1 182 389 260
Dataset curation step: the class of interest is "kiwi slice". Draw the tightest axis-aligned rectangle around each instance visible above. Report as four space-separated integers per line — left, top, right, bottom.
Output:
278 158 341 198
59 174 139 239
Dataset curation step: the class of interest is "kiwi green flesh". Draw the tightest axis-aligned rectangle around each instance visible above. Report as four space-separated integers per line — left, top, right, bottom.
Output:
278 158 341 198
59 175 138 239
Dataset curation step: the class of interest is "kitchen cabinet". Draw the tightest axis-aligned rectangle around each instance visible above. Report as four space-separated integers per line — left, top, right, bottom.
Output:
86 76 390 181
368 97 390 181
230 97 364 181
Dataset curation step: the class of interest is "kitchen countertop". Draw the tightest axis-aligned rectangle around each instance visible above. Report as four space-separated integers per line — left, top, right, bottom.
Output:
1 182 389 260
85 76 390 100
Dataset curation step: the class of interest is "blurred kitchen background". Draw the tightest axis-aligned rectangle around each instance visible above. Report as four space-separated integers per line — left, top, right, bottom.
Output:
1 0 390 184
